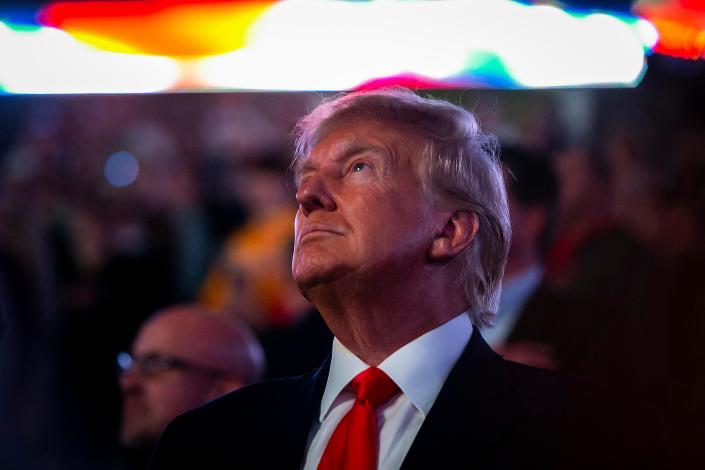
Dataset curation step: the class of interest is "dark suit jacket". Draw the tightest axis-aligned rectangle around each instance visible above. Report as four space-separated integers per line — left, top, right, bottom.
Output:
150 331 563 469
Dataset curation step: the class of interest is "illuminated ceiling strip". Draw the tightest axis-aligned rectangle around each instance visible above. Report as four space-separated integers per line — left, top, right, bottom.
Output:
196 1 651 90
0 21 180 94
0 1 654 93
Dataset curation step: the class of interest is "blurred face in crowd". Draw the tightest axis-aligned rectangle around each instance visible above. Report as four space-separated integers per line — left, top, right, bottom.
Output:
119 309 244 449
505 192 546 276
292 120 439 293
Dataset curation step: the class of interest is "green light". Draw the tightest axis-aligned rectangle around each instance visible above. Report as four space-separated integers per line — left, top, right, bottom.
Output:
0 20 43 33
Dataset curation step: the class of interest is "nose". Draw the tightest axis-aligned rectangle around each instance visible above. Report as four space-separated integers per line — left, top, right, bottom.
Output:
295 176 336 216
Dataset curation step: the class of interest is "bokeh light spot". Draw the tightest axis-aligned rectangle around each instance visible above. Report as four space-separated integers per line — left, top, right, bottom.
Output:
104 151 139 187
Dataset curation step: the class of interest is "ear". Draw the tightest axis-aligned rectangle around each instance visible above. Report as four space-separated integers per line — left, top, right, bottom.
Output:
429 210 478 261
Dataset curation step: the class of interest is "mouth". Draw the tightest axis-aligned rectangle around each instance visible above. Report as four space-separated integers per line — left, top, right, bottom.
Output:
298 224 343 241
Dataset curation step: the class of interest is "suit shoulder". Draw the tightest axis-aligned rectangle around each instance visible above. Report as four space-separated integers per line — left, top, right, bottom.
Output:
182 373 313 425
150 371 321 469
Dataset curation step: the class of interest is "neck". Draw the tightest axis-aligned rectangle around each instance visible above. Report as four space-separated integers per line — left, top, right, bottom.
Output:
305 265 466 366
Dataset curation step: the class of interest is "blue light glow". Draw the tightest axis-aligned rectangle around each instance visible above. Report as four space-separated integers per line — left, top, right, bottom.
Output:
104 151 139 187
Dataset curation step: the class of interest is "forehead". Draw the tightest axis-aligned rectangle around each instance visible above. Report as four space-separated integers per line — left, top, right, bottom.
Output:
133 314 182 354
133 311 218 358
295 120 420 176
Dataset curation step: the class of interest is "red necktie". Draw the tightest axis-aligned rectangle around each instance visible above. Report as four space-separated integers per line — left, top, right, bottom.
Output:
318 367 400 470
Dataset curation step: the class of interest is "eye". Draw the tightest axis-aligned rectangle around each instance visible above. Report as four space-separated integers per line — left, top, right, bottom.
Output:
350 162 369 173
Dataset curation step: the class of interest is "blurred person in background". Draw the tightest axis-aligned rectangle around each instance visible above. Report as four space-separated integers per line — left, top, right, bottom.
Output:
118 304 264 468
483 145 557 357
506 145 660 366
658 118 705 467
504 142 668 467
199 159 334 379
0 93 313 469
199 160 306 329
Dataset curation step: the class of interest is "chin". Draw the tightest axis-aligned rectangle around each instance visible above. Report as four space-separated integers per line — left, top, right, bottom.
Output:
120 429 149 449
293 263 349 295
294 271 328 295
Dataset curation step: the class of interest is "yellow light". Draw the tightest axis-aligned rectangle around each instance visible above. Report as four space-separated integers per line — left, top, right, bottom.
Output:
41 1 274 57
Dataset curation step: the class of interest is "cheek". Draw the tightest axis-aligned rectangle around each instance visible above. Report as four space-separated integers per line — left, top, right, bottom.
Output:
135 382 174 425
291 247 308 278
293 211 303 236
143 379 177 406
146 377 201 416
370 205 431 253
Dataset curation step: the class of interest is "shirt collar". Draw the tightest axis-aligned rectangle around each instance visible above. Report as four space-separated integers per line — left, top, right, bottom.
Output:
319 312 472 422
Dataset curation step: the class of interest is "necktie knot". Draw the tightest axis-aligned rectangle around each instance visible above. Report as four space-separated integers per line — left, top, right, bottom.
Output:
350 367 399 408
318 367 399 470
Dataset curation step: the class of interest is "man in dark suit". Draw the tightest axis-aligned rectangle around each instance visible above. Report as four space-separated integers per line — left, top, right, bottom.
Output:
151 88 562 469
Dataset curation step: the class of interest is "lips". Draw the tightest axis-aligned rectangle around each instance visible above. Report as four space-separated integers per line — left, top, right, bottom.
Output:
298 224 343 241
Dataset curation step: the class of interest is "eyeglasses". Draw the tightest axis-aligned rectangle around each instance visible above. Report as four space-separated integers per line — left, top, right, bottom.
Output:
117 351 227 378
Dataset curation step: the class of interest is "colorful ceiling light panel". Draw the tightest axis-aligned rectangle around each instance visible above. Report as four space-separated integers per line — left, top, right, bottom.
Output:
634 0 705 60
39 1 274 56
0 0 657 94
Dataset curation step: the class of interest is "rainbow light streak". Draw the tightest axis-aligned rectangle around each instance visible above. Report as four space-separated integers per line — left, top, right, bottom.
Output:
0 21 180 94
0 0 656 93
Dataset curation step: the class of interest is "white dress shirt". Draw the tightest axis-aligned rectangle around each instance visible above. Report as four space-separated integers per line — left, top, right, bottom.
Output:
302 313 473 470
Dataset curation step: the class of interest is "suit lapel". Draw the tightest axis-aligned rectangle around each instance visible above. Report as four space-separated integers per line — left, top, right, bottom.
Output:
400 331 519 469
271 358 331 468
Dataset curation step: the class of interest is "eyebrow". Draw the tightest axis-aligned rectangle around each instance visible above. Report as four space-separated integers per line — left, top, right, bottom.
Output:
294 140 390 185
